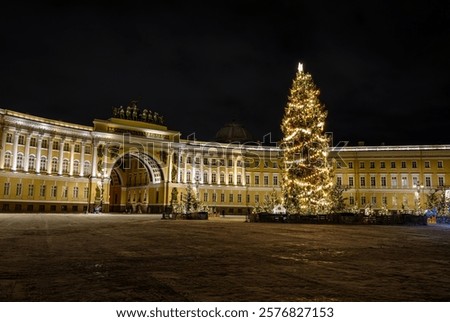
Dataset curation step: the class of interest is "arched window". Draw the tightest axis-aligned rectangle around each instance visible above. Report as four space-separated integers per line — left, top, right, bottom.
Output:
51 158 58 172
203 171 208 184
73 160 79 175
62 159 69 174
186 170 191 182
16 153 24 170
28 155 36 171
4 152 11 168
83 161 91 176
40 156 47 171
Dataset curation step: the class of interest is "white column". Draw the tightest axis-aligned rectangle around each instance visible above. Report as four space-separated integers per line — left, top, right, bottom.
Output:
91 140 98 177
183 152 187 183
200 154 204 184
167 150 173 183
47 137 53 174
35 136 42 174
233 155 237 185
58 138 64 175
177 150 182 183
11 131 19 171
24 134 31 172
69 140 75 176
0 127 7 169
80 141 85 176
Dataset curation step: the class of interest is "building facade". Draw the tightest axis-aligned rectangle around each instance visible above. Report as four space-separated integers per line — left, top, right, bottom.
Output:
0 107 449 214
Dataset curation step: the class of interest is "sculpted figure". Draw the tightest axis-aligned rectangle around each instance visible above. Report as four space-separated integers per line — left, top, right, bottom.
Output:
119 106 125 118
126 106 132 119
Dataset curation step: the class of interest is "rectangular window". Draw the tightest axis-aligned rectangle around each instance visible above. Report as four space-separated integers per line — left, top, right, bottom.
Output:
228 159 233 167
424 161 431 168
220 193 225 203
412 161 417 168
254 175 260 185
85 145 91 154
218 173 223 184
63 142 69 151
371 196 377 205
438 176 445 187
228 174 233 185
28 184 34 197
425 176 431 187
229 194 234 202
370 161 375 169
16 183 22 196
73 187 79 198
391 176 397 188
84 187 89 199
348 176 354 187
402 176 408 188
264 175 269 186
381 176 387 187
246 194 250 203
360 177 366 187
212 173 217 183
30 137 37 147
273 175 278 186
237 174 242 184
391 161 396 168
3 182 10 195
40 185 46 197
41 139 48 149
438 161 444 169
74 144 80 153
382 196 388 205
412 176 419 187
212 193 217 202
380 161 386 169
203 192 208 202
6 133 13 143
359 162 365 169
51 186 57 198
370 176 376 187
237 194 242 203
361 196 366 205
401 161 407 169
348 161 353 169
245 174 250 185
18 135 25 145
255 194 259 203
52 141 59 150
336 176 342 186
349 196 355 205
62 186 68 198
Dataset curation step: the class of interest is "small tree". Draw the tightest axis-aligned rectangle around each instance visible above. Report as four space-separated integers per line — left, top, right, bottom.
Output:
330 185 347 214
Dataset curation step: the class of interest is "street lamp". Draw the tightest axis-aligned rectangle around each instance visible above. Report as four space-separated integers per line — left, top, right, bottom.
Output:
413 181 424 215
86 174 92 214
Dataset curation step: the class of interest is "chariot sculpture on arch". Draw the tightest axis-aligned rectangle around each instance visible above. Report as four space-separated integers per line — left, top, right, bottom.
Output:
111 100 164 125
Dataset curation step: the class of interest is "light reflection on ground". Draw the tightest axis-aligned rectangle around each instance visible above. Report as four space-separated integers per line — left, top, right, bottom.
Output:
0 213 449 301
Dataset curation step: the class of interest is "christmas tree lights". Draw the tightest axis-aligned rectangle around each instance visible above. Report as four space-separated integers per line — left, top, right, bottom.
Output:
281 63 333 214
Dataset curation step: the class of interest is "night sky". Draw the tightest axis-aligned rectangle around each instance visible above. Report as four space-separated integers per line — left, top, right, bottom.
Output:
1 1 450 146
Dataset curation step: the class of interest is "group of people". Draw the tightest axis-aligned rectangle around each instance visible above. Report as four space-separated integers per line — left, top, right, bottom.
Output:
112 101 164 124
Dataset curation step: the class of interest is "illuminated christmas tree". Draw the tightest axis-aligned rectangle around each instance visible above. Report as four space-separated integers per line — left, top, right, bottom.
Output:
280 63 333 214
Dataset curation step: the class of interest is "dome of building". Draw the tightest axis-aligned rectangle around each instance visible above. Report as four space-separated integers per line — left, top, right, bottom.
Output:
215 122 253 143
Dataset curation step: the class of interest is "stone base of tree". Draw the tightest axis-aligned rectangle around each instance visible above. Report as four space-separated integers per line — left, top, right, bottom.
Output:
162 212 209 220
252 212 429 225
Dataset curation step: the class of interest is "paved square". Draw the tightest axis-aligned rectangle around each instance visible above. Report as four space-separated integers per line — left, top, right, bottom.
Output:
1 213 449 301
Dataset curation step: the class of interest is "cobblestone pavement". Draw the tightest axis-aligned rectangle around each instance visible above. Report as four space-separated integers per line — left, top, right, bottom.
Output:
1 213 449 301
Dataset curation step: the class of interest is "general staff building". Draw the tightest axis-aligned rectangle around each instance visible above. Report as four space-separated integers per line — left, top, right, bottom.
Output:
1 107 449 215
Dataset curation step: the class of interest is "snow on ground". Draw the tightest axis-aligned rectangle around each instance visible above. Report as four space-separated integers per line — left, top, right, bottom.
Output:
0 213 449 301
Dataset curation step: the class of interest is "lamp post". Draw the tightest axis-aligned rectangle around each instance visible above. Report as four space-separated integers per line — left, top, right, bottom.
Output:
86 174 92 214
413 181 424 215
